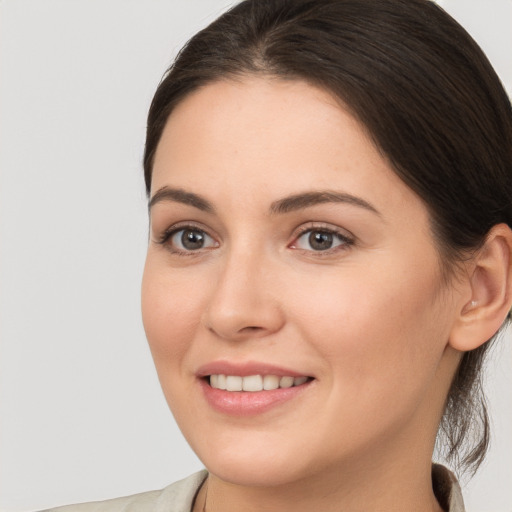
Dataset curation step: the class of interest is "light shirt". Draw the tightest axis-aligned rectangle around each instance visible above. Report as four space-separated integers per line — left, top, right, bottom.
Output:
41 465 465 512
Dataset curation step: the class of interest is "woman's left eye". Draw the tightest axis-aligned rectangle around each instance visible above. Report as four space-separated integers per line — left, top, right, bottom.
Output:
291 229 352 252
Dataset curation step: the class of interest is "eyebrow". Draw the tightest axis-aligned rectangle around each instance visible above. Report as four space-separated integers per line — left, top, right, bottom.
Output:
149 187 380 217
270 191 380 216
149 187 215 213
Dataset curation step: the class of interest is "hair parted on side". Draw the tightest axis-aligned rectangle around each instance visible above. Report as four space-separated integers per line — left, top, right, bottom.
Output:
143 0 512 476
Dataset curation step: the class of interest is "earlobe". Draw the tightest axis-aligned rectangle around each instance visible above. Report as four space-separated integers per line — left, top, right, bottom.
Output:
449 223 512 352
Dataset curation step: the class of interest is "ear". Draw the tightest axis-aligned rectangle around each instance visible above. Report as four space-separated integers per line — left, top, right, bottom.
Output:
449 223 512 352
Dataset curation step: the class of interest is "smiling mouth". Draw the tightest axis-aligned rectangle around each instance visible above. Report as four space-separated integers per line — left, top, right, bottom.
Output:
208 374 312 392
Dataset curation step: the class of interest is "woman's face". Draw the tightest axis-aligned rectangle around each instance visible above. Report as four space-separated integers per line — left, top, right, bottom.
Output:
142 78 462 486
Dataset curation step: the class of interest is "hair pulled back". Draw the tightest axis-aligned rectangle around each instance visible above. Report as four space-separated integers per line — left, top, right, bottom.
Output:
143 0 512 475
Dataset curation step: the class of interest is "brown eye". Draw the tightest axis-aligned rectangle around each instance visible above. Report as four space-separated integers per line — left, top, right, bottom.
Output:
181 229 206 250
292 229 352 252
170 228 217 251
308 231 334 251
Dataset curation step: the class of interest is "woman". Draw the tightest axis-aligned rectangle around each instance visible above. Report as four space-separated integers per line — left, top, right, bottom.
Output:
45 0 512 510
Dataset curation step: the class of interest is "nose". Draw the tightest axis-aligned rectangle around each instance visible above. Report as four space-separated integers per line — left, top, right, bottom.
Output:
201 250 285 341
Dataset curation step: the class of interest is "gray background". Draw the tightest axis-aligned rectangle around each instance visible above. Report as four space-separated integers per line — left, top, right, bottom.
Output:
1 1 511 511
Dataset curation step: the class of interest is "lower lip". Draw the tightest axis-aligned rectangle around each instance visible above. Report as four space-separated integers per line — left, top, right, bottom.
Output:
199 379 311 416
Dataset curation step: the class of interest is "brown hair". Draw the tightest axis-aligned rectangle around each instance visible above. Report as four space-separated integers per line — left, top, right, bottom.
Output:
143 0 512 475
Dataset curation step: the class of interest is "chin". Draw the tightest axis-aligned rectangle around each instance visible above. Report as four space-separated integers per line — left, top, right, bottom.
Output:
204 454 311 488
185 426 330 488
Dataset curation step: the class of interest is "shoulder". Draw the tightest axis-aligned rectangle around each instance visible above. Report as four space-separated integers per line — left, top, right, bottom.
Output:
40 470 208 512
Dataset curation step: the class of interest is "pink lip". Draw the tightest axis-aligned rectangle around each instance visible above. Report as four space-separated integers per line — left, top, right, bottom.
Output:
196 360 314 416
196 360 310 378
199 379 312 416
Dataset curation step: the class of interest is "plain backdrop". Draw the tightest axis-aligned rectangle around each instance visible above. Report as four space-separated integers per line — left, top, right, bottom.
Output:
0 1 511 511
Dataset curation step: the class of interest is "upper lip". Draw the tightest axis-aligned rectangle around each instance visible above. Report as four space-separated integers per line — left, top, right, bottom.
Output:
196 360 311 378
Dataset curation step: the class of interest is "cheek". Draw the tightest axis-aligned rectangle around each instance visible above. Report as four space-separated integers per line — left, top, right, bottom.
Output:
141 258 206 368
290 257 450 408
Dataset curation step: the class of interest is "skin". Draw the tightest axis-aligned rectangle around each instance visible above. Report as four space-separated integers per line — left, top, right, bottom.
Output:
141 77 468 512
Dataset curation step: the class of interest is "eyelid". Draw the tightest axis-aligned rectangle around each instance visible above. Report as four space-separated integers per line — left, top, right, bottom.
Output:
154 221 219 253
289 223 355 252
154 220 205 242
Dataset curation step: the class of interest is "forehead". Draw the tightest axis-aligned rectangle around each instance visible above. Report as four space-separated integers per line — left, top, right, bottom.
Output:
153 77 374 167
151 77 424 222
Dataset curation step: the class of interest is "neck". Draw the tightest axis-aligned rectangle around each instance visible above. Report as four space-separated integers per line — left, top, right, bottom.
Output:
197 453 444 512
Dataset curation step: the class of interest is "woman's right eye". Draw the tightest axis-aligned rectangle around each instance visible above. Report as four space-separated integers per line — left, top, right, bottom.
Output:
160 227 218 253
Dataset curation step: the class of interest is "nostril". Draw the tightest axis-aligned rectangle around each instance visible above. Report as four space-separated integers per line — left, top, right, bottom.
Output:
201 300 285 340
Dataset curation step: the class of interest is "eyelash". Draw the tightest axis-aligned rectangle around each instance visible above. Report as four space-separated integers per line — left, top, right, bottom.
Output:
290 224 355 255
156 223 218 256
155 223 355 256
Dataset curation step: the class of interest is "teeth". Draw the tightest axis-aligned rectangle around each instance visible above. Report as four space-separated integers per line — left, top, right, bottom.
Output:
294 376 308 386
226 375 243 391
263 375 279 390
217 374 226 390
242 375 263 391
279 376 294 388
209 374 309 391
